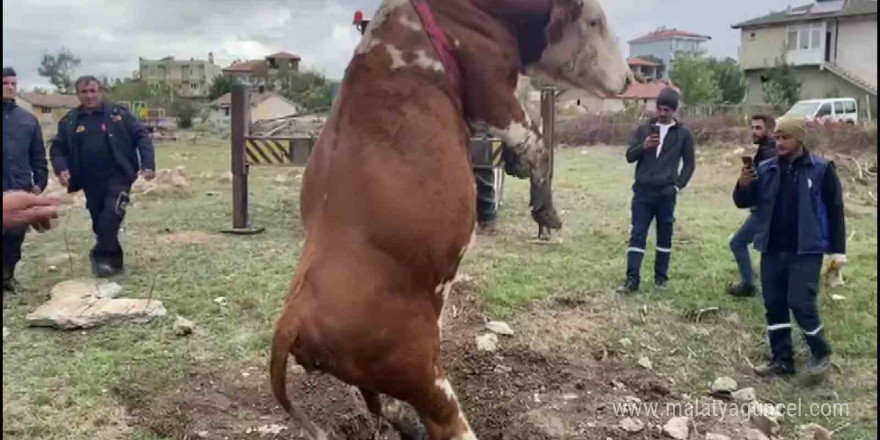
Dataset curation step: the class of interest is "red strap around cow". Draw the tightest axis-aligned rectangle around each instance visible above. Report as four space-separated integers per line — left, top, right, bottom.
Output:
409 0 464 113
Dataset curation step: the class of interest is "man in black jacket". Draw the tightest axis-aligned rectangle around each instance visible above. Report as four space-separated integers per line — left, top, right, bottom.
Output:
2 67 49 292
727 114 778 297
50 76 156 278
733 116 845 383
618 88 695 294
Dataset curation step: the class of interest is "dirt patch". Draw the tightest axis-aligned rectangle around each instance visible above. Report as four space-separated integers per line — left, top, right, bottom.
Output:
114 283 758 440
158 231 221 245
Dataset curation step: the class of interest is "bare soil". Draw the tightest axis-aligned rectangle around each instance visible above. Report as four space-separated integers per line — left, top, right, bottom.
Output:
114 281 755 440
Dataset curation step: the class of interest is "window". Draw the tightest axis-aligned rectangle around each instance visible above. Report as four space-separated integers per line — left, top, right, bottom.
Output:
843 100 856 114
223 107 230 117
41 107 51 114
833 101 844 114
817 103 832 117
787 23 824 51
750 32 756 39
811 28 821 49
787 30 799 50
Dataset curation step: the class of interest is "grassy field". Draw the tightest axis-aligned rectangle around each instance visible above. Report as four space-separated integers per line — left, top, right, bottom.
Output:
2 138 876 440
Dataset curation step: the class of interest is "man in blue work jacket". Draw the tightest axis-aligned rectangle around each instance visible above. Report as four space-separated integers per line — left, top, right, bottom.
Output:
3 67 48 292
50 75 156 278
733 116 846 384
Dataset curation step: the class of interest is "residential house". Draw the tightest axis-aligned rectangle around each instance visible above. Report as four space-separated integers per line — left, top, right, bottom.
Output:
139 53 221 99
16 92 80 139
206 88 303 126
628 57 661 81
628 27 712 78
557 80 680 115
221 51 301 86
732 0 877 116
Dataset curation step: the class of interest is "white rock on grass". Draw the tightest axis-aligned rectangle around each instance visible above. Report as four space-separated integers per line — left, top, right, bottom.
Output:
732 387 756 402
637 356 653 370
746 428 770 440
485 321 514 336
173 316 195 336
25 279 165 330
706 433 731 440
711 376 738 394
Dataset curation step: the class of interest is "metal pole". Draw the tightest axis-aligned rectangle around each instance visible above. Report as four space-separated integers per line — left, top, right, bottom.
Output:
538 87 556 241
223 84 264 234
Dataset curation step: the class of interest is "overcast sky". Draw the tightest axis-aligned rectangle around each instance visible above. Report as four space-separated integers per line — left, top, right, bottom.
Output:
3 0 810 91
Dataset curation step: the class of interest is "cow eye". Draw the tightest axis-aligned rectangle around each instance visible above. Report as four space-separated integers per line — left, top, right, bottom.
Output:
589 19 600 28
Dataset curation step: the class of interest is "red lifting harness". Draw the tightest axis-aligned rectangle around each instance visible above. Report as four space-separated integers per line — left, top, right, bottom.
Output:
409 0 464 113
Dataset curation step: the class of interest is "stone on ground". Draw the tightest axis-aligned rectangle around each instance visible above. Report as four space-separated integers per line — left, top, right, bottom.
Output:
731 387 756 402
619 417 644 433
711 376 738 394
637 356 653 370
747 428 770 440
662 417 689 440
25 278 165 330
485 321 514 336
706 433 731 440
173 315 195 336
476 333 498 352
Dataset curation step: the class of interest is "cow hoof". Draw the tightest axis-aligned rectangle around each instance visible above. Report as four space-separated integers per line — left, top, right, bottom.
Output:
532 208 562 230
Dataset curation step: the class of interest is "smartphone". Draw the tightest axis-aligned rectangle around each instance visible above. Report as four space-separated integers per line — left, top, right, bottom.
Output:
649 125 660 136
741 156 755 169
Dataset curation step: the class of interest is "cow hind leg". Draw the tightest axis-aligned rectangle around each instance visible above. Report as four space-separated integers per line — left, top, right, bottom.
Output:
360 388 423 440
413 374 477 440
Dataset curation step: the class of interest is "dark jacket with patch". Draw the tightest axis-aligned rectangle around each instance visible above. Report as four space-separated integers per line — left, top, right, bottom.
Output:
625 118 696 191
733 152 845 255
49 103 155 193
3 100 48 192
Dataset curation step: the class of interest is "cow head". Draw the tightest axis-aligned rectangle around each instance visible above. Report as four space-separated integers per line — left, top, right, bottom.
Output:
516 0 632 96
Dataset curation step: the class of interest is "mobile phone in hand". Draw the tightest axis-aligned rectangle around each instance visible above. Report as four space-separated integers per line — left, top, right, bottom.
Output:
649 125 660 136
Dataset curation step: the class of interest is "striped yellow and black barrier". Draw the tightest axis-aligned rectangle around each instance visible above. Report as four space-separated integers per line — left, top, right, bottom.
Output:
245 138 291 165
471 137 504 169
490 139 503 167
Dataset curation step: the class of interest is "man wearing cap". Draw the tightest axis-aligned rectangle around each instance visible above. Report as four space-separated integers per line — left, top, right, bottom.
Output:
734 116 846 383
2 67 49 292
50 75 155 278
618 87 696 294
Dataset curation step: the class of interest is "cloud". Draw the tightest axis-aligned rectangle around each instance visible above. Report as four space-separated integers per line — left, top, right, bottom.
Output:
2 0 800 91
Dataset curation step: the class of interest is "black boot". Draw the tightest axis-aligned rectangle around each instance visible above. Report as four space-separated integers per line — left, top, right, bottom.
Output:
2 265 17 293
727 281 757 297
803 329 832 385
757 327 795 377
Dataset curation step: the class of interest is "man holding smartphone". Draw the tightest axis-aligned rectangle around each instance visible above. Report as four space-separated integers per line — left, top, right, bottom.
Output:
618 88 696 294
727 115 777 297
733 116 845 382
50 76 155 278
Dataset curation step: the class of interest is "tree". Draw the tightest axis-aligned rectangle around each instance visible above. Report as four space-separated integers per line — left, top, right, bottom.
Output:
208 75 234 101
707 57 746 104
670 52 721 105
171 99 198 128
280 69 334 110
37 48 81 94
761 51 801 113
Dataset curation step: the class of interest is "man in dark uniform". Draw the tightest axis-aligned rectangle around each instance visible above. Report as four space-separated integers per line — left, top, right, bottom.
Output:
733 116 846 383
50 76 156 278
727 114 778 297
2 67 49 292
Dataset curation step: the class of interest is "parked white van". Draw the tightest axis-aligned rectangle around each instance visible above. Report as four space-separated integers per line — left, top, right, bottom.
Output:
783 98 859 125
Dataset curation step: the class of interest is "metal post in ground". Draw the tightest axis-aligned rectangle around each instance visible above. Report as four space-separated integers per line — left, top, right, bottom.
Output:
537 87 556 241
222 84 265 235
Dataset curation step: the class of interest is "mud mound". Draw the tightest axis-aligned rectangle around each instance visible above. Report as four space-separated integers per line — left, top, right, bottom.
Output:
114 282 757 440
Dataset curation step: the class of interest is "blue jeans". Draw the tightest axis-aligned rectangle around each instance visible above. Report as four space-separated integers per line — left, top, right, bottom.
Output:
625 186 676 287
730 212 762 285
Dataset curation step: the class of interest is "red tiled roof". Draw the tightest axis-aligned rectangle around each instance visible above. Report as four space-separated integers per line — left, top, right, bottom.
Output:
266 51 301 60
628 28 711 44
627 57 659 67
619 79 679 99
222 60 265 73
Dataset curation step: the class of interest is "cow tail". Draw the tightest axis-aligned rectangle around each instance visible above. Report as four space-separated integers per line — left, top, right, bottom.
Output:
270 314 300 414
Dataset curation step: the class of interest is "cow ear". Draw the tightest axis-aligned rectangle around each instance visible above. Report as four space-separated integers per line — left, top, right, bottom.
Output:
544 0 581 44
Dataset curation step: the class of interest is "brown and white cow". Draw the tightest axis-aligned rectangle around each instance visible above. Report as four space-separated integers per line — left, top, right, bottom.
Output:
270 0 631 438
